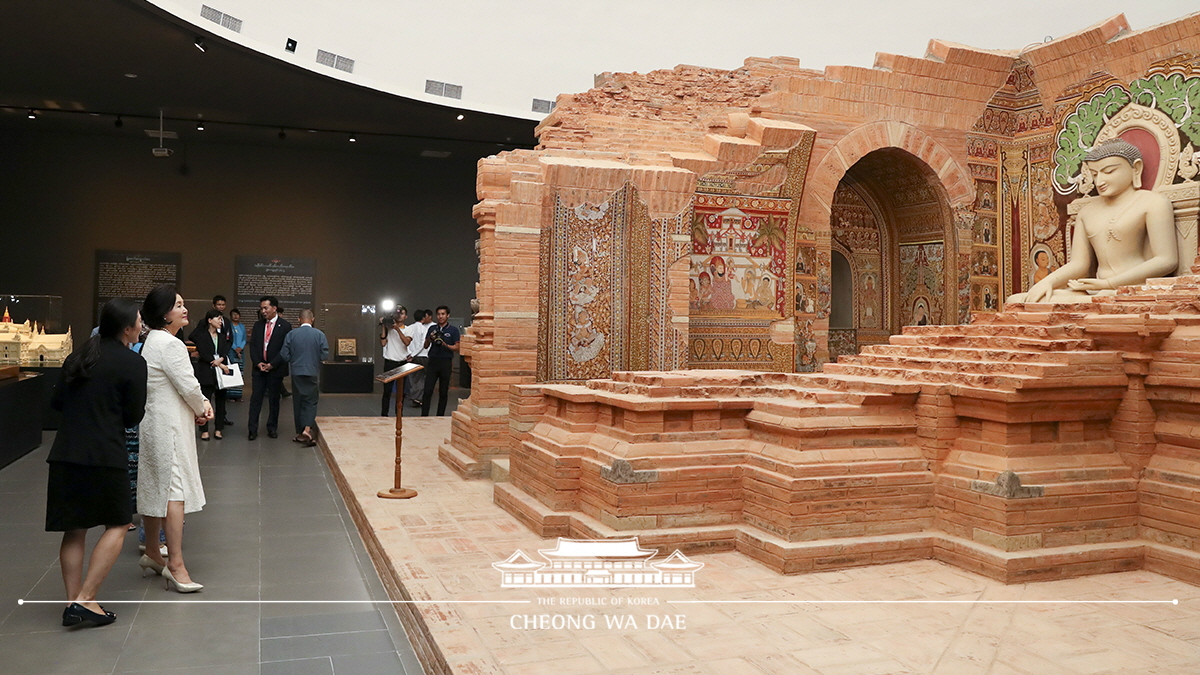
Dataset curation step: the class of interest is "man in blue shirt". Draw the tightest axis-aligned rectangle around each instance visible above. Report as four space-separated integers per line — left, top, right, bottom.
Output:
420 305 460 417
279 308 329 445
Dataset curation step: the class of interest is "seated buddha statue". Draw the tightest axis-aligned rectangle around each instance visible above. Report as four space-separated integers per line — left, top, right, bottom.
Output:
1008 139 1176 304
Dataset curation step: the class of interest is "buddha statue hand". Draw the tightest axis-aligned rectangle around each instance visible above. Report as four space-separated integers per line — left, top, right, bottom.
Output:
1066 278 1114 292
1020 278 1056 304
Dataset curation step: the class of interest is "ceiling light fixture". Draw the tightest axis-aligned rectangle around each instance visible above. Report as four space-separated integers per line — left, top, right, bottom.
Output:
124 73 137 78
152 110 173 157
114 116 123 128
278 129 286 140
457 114 464 121
196 119 205 131
27 109 36 119
348 134 357 142
194 37 206 52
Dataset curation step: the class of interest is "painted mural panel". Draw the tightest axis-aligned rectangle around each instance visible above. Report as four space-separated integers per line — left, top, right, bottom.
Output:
899 243 944 326
542 191 627 382
689 194 790 316
540 184 689 382
857 266 882 330
830 183 886 346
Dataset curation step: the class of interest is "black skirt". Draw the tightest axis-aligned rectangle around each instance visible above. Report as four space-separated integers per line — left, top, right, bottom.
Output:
45 461 132 532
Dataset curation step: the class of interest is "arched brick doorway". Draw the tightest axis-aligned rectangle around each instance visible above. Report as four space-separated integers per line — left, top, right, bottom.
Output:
828 147 957 360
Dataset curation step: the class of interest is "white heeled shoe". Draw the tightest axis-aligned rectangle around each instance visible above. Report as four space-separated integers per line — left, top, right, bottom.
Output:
163 567 203 593
138 554 165 576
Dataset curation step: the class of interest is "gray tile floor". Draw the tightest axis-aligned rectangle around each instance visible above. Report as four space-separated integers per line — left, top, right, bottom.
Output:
0 386 466 675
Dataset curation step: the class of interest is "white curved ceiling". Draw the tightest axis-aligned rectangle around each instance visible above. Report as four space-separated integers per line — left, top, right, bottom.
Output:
148 0 1198 121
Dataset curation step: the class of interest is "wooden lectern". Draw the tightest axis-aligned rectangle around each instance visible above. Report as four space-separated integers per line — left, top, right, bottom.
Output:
375 362 424 499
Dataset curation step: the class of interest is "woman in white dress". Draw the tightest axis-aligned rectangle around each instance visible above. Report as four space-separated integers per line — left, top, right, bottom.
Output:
137 287 213 592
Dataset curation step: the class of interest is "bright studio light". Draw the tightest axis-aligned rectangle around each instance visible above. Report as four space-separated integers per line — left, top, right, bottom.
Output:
380 299 395 312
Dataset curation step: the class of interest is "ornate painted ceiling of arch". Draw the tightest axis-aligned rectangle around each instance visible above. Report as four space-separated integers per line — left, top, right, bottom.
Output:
842 150 941 210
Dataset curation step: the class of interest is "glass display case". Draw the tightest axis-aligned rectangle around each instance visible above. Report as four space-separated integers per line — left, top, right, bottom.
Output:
1 295 71 368
1 294 64 333
319 303 379 365
318 303 378 393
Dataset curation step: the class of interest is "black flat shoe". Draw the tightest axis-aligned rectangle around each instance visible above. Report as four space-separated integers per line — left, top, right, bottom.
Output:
267 430 278 439
248 432 258 441
62 602 116 627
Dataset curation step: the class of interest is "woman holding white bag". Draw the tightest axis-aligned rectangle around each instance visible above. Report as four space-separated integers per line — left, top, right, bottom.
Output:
188 308 232 441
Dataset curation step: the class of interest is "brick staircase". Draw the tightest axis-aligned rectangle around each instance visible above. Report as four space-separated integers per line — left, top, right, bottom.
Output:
496 277 1200 583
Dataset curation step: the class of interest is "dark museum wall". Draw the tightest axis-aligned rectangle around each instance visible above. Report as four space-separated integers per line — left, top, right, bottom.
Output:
0 128 484 343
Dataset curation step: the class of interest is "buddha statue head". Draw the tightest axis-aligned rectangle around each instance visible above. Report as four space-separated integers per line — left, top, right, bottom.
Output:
1083 138 1144 195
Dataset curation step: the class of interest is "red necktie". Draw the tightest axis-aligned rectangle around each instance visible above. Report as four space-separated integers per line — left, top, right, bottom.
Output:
264 320 273 360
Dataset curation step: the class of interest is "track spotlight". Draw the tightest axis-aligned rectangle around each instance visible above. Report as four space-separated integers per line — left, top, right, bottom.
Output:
457 114 464 121
194 37 206 52
196 120 205 131
114 116 123 128
348 134 357 142
27 109 35 119
278 129 286 140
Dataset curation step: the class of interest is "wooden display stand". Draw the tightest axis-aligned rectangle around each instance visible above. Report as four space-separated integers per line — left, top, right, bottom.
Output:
376 362 423 499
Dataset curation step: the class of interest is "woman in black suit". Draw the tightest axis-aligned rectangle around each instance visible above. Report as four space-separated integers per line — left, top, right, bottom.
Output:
47 298 147 627
188 309 231 440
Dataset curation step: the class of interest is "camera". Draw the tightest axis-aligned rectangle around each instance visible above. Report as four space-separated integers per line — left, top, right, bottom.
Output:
380 316 395 328
428 328 445 345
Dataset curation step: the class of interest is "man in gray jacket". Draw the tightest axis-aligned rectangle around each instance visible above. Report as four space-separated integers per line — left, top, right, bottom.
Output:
280 309 329 446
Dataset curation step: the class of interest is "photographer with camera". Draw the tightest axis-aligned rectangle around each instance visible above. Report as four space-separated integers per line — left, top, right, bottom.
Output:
379 305 412 416
405 309 433 408
421 305 460 417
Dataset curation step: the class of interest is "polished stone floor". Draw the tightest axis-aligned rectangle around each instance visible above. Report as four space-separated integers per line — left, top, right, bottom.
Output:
0 388 462 675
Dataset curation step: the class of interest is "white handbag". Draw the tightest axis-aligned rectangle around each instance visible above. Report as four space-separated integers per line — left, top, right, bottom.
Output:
216 362 244 390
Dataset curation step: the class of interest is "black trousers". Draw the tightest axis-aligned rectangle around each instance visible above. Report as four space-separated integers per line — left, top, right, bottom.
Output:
199 384 226 433
405 356 429 404
381 358 405 415
248 368 284 434
421 358 454 416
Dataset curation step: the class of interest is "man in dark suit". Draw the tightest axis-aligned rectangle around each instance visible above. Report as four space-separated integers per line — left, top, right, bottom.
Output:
247 295 292 440
280 308 329 446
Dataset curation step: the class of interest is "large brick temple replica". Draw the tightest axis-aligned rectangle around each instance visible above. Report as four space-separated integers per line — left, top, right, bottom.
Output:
442 13 1200 584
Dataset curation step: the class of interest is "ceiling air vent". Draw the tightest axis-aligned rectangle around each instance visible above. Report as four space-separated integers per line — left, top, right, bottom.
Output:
425 80 462 100
316 50 354 74
200 5 242 33
532 98 556 114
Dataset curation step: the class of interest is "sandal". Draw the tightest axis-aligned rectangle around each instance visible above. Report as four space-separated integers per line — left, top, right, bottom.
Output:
214 432 222 440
